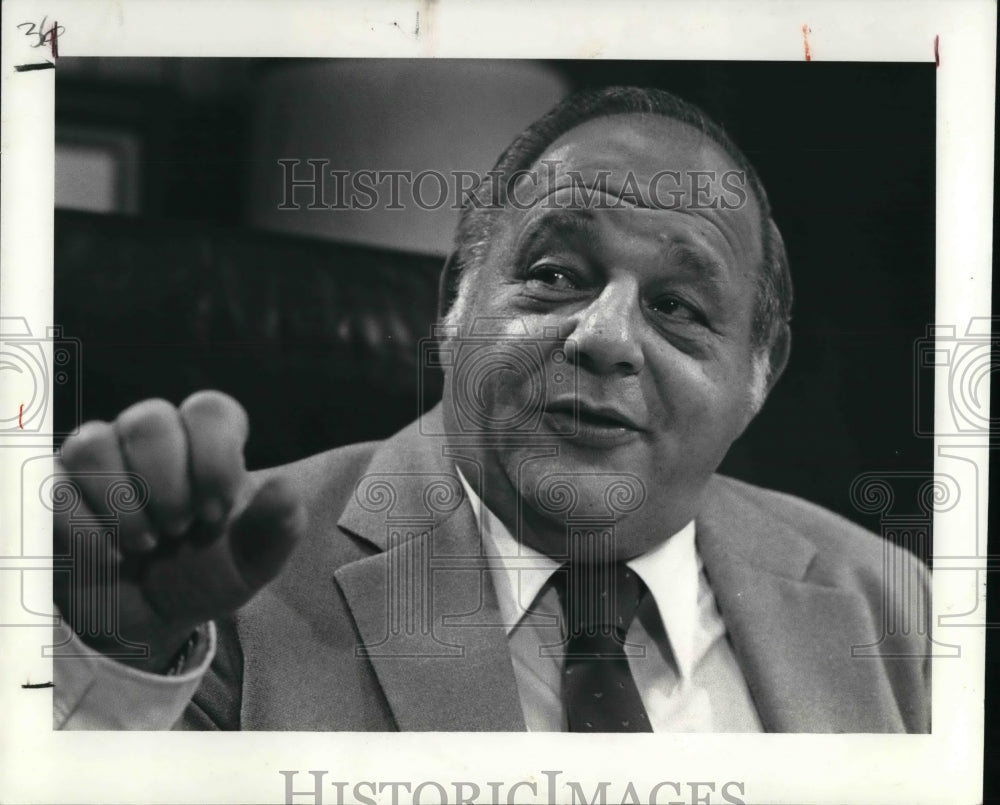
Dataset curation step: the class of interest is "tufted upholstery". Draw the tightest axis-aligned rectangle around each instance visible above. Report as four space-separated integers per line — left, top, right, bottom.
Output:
54 210 445 469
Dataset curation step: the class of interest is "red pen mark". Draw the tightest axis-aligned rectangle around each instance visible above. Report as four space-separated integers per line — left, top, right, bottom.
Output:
934 35 940 68
802 24 812 61
18 403 24 429
50 20 59 59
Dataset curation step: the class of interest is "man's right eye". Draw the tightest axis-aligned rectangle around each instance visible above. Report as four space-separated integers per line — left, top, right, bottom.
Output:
524 264 580 291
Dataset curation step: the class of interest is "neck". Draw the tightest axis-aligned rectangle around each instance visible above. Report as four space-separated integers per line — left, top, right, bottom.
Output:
451 446 703 563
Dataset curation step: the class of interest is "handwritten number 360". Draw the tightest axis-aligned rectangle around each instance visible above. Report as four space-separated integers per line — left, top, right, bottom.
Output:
18 18 65 49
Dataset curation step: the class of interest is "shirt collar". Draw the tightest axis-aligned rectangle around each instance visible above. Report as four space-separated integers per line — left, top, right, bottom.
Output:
457 469 559 633
627 519 700 680
456 468 701 679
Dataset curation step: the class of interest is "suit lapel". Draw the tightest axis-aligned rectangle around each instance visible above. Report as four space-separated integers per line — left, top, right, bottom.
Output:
331 414 904 732
696 479 905 733
333 409 525 731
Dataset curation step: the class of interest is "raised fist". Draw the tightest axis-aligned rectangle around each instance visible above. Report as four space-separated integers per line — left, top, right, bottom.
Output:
53 391 306 673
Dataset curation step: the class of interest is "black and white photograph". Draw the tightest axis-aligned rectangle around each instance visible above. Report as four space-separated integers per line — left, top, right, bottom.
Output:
0 2 993 804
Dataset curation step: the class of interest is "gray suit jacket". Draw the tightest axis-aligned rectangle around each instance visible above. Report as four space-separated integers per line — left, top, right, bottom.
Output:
183 408 931 732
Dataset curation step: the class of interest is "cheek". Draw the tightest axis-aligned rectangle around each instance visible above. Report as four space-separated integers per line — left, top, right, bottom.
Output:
646 349 755 440
449 278 528 336
443 340 551 436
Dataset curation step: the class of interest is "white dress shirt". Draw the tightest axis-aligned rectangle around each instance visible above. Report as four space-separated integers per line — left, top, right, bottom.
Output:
54 471 762 731
52 618 215 730
459 471 762 732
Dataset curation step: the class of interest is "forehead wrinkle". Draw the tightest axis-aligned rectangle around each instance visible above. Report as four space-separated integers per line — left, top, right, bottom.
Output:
614 202 761 282
595 208 732 276
521 115 764 261
513 207 596 255
522 180 651 211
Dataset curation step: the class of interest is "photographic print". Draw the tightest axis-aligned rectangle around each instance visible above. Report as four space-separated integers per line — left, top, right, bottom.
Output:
0 2 993 803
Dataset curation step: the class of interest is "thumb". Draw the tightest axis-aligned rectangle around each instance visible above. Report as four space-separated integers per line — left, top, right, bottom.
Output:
227 475 307 592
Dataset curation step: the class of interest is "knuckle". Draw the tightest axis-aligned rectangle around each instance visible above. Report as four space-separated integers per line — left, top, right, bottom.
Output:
115 398 180 447
180 390 250 452
181 389 246 424
60 420 114 469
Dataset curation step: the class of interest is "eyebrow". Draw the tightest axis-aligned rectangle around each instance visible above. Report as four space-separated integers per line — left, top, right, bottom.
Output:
663 241 728 284
514 210 596 257
513 211 734 292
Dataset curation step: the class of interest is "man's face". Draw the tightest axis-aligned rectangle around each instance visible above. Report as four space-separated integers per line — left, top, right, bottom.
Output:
442 113 769 559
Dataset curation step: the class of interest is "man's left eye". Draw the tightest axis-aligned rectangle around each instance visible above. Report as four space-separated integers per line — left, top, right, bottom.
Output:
649 296 702 322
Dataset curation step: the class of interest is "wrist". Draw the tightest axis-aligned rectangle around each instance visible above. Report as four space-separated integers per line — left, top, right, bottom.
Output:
77 626 203 675
122 629 204 674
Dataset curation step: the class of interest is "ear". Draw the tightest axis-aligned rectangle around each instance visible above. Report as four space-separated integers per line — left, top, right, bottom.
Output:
436 251 461 320
764 323 791 394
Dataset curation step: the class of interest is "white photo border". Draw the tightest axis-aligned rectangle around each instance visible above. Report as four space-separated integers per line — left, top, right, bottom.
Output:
0 1 994 803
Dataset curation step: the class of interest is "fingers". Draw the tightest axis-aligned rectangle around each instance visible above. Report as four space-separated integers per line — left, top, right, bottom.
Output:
53 391 294 653
227 475 307 591
141 476 306 622
51 484 119 629
114 399 193 539
178 390 249 525
58 392 252 555
51 480 182 664
59 420 158 553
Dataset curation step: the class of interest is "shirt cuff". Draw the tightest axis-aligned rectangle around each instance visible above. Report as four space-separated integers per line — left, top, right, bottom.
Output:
52 614 216 730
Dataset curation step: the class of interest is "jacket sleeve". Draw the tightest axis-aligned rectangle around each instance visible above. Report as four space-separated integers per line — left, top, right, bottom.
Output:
177 615 244 730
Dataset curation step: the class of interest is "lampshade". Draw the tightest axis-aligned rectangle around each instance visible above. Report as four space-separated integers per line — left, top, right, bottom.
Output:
247 59 569 256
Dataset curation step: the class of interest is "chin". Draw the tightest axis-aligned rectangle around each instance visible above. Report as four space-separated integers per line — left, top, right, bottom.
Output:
500 442 712 554
500 446 650 523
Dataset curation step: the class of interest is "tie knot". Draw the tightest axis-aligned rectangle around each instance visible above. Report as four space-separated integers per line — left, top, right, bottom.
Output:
553 562 645 638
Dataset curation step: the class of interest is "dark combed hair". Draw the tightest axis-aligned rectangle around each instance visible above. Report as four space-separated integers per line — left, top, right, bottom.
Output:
448 86 793 354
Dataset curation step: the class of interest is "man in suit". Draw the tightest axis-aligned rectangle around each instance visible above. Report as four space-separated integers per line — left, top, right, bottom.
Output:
52 87 930 732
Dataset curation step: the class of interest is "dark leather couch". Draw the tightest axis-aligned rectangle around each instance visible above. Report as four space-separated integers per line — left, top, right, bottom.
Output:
55 210 444 470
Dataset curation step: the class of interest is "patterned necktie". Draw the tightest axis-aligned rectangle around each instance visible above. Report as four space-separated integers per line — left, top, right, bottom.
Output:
553 561 652 732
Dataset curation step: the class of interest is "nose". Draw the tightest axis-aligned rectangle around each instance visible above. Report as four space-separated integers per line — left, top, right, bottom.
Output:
567 278 645 376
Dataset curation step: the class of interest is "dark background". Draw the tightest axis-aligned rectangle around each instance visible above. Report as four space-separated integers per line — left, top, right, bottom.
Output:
54 59 936 538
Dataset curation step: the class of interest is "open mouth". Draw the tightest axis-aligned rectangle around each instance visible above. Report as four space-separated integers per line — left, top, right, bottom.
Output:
575 407 634 430
544 401 644 438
